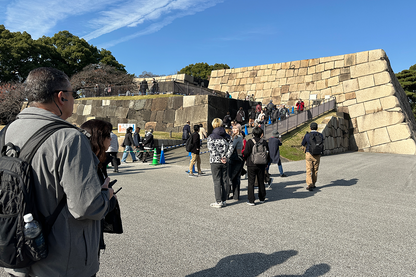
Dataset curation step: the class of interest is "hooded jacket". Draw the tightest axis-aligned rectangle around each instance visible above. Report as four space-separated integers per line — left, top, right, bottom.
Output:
207 127 234 164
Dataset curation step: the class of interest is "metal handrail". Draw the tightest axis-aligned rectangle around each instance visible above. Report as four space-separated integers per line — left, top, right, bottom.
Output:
263 97 336 140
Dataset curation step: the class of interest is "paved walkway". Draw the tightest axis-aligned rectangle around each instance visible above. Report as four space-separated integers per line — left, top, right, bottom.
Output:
2 151 416 276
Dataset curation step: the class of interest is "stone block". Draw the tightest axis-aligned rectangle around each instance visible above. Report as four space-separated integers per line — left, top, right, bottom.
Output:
144 99 153 110
155 111 164 123
324 62 335 71
356 51 369 64
145 122 157 132
367 127 390 146
374 71 391 86
183 96 195 108
137 110 151 121
336 94 346 103
316 64 325 73
322 70 331 80
316 80 327 90
342 79 359 93
308 59 319 66
335 60 345 68
342 99 357 107
152 98 168 111
364 99 382 114
116 107 129 118
368 60 389 75
369 139 416 155
133 99 146 110
369 49 386 61
353 132 370 149
356 111 404 132
298 68 308 76
168 96 183 110
149 111 157 122
342 137 349 148
344 54 356 66
358 75 375 89
76 104 84 115
387 123 411 141
308 66 316 75
328 76 339 87
332 84 344 95
355 84 394 103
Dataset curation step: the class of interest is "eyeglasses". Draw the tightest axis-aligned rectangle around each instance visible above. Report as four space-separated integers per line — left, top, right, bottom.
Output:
55 90 78 99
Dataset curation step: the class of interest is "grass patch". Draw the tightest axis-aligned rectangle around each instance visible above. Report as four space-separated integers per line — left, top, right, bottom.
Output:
279 111 337 161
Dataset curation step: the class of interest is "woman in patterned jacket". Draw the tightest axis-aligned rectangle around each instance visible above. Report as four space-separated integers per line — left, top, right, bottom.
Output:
207 118 234 208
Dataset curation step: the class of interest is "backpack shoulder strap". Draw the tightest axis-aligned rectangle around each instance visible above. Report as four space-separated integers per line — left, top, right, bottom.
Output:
19 121 78 163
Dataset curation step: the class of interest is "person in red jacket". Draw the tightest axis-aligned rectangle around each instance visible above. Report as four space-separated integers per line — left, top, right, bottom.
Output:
296 99 305 113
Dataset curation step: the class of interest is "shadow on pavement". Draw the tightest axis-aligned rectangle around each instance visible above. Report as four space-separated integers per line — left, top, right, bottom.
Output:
185 250 299 277
186 250 330 277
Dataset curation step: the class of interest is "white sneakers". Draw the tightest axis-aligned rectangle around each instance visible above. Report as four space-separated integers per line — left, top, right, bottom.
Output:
210 201 226 208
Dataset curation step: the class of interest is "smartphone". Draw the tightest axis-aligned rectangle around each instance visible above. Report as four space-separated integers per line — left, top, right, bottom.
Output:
109 179 117 188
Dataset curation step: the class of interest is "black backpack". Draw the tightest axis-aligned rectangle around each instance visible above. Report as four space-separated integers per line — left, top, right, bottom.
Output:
185 135 193 152
0 121 75 268
309 132 324 155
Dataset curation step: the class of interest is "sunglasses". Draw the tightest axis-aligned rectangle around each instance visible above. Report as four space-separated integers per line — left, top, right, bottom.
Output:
55 90 78 99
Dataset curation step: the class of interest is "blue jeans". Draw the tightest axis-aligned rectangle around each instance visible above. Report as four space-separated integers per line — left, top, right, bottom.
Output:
121 145 137 162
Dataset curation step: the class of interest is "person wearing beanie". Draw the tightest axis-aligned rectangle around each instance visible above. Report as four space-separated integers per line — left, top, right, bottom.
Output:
301 122 324 191
268 130 287 182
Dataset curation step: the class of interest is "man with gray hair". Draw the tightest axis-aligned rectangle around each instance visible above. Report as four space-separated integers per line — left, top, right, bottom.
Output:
2 67 113 277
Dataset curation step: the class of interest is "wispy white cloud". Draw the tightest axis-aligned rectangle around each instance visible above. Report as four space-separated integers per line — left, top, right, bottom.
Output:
4 0 223 45
98 0 223 48
84 0 223 42
5 0 118 38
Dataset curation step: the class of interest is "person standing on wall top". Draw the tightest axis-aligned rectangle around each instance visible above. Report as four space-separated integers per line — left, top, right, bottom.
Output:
140 79 148 95
182 121 191 143
301 122 324 191
151 78 159 94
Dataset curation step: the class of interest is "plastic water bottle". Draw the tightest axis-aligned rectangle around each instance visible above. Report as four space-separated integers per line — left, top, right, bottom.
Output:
23 213 47 259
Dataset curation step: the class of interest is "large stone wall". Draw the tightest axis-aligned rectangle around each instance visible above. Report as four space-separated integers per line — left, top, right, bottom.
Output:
208 49 416 155
67 95 250 135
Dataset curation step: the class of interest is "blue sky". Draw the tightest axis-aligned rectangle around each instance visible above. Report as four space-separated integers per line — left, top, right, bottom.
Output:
1 0 415 76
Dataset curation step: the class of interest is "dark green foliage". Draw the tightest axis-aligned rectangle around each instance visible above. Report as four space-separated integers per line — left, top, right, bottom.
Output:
396 65 416 118
0 25 125 83
178 62 230 79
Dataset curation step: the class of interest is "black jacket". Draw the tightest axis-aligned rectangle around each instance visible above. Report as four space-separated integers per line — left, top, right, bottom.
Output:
243 137 269 167
190 132 200 154
123 132 134 146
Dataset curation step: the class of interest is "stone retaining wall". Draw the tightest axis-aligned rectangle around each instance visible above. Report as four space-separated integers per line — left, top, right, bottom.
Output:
208 49 416 155
319 116 350 155
67 95 250 135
